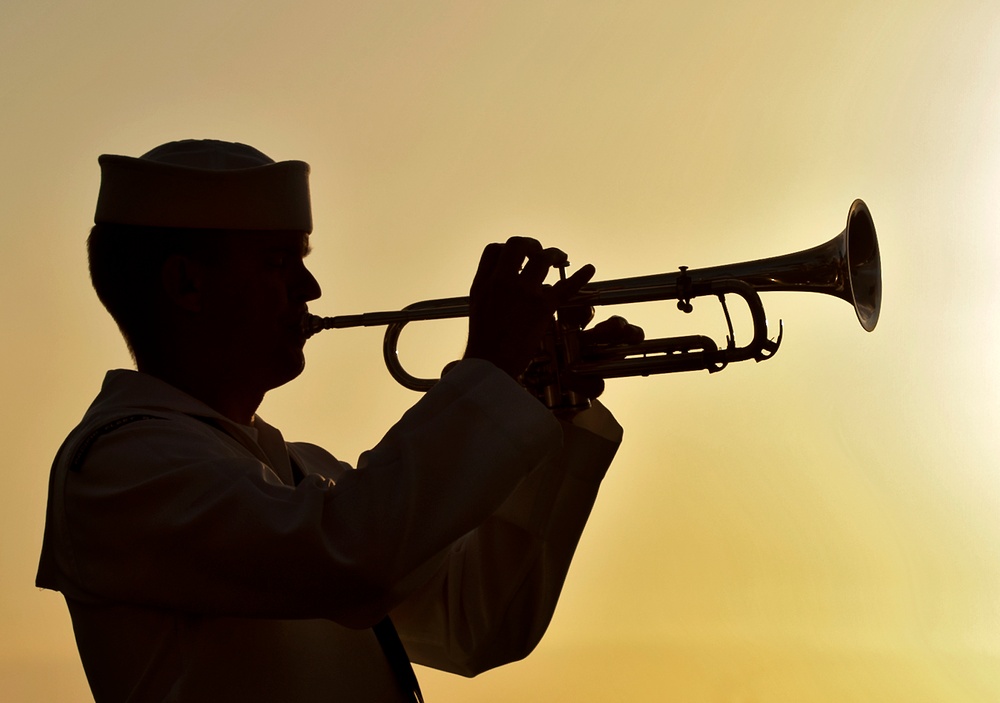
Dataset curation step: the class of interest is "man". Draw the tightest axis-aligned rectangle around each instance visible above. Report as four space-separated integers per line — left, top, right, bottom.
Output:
37 139 637 702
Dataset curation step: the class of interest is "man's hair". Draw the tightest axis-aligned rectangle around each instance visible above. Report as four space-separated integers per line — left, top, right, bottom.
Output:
87 223 227 361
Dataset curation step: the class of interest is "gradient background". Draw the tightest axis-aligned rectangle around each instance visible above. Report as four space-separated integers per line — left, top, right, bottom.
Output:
3 1 999 701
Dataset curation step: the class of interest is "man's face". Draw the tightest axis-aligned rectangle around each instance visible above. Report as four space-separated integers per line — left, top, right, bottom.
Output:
199 230 321 392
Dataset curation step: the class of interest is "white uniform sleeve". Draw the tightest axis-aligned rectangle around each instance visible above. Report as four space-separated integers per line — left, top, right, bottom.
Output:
390 400 622 676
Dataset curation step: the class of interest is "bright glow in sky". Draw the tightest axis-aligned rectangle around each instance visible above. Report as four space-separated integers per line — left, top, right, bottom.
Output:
3 1 1000 700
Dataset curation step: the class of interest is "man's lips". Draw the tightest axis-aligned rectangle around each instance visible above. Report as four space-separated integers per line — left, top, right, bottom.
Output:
288 310 310 341
300 312 328 339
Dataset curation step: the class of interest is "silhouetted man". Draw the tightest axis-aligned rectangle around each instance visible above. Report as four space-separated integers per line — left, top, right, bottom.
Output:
37 139 635 702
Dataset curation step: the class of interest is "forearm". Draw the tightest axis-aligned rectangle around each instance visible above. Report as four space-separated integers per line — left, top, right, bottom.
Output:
391 402 621 675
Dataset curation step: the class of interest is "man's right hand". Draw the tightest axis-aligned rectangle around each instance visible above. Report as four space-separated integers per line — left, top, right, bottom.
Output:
464 237 595 379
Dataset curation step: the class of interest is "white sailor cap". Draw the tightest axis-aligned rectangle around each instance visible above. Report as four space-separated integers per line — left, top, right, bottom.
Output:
94 139 312 232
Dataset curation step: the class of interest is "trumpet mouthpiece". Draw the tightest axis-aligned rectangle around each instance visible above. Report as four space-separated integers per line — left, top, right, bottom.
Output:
302 313 326 339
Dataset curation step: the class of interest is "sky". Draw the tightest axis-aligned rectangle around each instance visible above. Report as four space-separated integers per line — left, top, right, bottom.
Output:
2 1 999 700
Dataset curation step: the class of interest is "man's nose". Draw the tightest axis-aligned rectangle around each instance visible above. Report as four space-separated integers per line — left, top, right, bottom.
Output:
296 264 322 302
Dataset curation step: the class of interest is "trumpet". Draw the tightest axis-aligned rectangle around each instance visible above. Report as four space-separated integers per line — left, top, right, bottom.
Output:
305 200 880 402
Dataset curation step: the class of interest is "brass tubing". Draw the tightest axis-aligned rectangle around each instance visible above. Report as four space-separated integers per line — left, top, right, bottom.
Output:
303 200 880 391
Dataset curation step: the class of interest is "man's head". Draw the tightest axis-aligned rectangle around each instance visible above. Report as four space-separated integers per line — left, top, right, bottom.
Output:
88 140 321 397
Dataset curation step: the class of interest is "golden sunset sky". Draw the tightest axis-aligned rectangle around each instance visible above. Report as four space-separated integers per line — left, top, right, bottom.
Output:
3 1 999 701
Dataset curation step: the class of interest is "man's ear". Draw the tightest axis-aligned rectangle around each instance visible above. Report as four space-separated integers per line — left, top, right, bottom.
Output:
161 255 205 313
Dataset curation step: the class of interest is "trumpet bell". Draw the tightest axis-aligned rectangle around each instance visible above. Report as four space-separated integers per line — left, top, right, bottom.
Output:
845 199 881 331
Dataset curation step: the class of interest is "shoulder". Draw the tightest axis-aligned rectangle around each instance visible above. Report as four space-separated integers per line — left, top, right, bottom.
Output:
60 369 254 474
61 413 254 496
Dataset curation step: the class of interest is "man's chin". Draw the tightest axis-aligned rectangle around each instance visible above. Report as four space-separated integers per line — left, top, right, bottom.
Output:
261 352 307 392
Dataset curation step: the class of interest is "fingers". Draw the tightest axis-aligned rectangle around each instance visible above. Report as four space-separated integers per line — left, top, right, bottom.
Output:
580 315 645 346
552 263 595 303
495 236 543 278
471 242 504 297
521 247 568 286
475 236 587 291
467 237 596 381
562 316 643 403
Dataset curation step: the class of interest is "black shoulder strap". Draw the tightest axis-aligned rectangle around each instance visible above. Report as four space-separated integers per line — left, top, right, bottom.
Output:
373 617 425 703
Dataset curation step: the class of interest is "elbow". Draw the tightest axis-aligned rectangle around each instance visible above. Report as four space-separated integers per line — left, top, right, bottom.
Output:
449 636 541 678
420 622 545 678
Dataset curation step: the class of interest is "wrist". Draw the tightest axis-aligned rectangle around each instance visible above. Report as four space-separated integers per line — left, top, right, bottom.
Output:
462 347 522 379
